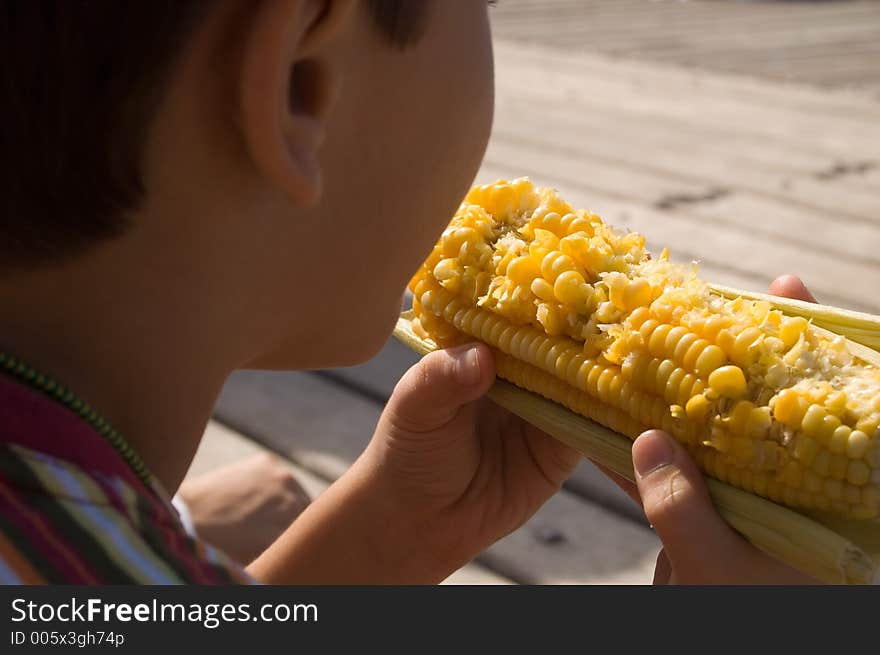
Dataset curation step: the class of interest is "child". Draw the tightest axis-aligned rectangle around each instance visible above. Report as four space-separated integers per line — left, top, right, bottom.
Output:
0 0 813 584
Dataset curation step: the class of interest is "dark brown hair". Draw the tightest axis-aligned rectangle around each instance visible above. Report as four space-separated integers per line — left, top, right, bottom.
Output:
0 0 427 271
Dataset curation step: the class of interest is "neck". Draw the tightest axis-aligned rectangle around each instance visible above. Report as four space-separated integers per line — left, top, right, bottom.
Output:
0 246 239 494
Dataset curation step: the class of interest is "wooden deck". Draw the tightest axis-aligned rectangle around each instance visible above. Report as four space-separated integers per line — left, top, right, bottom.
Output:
193 1 880 584
491 0 880 95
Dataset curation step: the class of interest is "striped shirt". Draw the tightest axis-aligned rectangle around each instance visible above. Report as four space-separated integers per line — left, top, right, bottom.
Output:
0 371 253 584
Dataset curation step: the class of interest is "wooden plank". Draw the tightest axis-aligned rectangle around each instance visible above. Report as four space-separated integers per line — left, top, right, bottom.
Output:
481 487 658 585
493 98 878 196
494 42 880 148
215 371 380 482
489 0 880 91
490 106 880 224
214 371 659 584
189 420 513 584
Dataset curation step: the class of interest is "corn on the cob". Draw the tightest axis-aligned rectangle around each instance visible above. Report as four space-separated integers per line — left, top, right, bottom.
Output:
408 178 880 521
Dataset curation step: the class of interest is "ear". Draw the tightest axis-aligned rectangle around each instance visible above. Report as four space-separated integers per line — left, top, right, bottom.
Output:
239 0 354 206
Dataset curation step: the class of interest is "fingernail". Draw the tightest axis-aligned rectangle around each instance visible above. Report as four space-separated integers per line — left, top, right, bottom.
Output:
452 344 481 387
632 430 674 478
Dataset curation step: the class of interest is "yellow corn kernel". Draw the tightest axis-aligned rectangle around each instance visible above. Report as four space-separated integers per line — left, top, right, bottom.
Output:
722 327 761 366
746 407 772 439
441 226 480 257
823 478 843 500
685 394 710 421
730 438 756 463
811 450 830 477
847 460 871 486
671 331 700 363
779 316 808 348
708 365 747 398
530 278 555 303
626 306 651 329
801 404 828 439
695 345 727 378
536 303 565 337
828 425 851 455
793 437 820 467
727 400 754 434
433 258 463 293
829 454 849 481
803 470 823 494
540 251 576 283
843 483 861 505
553 270 590 307
824 391 847 415
815 414 842 447
647 324 673 359
433 257 462 279
507 255 541 286
610 278 652 312
847 430 870 459
862 487 880 512
527 229 558 261
560 214 593 235
782 461 802 489
702 315 728 342
855 415 879 439
772 389 809 428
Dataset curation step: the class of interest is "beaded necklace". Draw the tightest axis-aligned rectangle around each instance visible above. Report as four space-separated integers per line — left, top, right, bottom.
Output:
0 351 152 485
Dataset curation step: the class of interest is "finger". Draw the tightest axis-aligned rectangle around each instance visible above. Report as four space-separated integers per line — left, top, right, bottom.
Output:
592 461 642 506
768 274 817 303
652 549 672 585
383 343 495 434
631 430 751 581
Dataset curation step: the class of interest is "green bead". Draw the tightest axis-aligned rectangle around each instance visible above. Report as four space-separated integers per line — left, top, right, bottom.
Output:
0 350 153 486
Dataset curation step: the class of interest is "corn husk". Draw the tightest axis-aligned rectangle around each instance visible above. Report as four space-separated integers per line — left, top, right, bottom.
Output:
394 300 880 585
710 284 880 352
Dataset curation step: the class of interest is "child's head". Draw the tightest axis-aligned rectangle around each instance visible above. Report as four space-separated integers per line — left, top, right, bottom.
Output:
0 1 494 369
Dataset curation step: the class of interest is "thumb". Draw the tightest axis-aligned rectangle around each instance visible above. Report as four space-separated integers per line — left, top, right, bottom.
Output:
769 274 817 303
631 430 750 581
383 343 495 434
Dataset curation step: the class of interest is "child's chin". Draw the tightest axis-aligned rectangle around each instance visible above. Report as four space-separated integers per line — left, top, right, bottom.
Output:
243 311 400 371
331 311 400 367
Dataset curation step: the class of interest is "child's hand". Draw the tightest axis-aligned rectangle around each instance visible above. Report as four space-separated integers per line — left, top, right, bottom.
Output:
360 342 581 575
599 274 820 584
608 430 815 583
249 355 578 583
